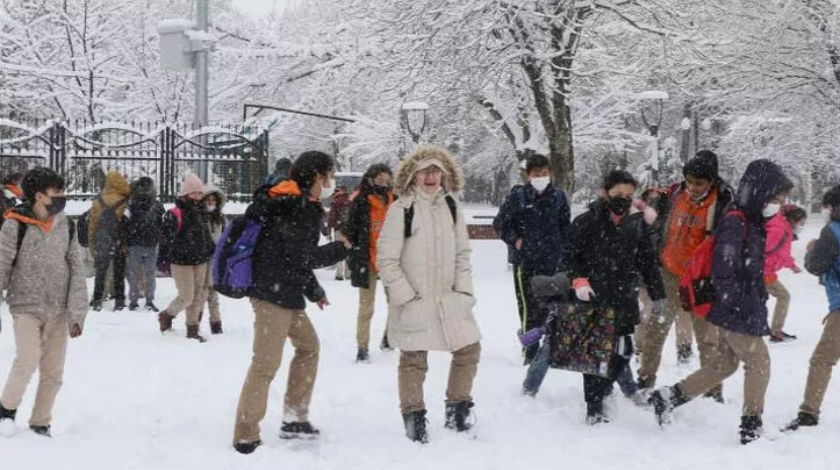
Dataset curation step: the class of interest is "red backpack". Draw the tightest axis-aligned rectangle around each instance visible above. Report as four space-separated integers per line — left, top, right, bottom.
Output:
678 209 746 318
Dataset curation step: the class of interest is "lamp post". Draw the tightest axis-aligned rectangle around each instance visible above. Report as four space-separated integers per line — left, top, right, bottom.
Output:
635 91 669 185
400 102 429 154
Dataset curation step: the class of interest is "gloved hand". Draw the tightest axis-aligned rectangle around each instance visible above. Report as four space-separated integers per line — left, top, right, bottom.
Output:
573 278 595 302
651 298 667 322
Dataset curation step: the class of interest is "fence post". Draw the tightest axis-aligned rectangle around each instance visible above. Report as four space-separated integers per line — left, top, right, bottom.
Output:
48 121 66 173
160 126 171 203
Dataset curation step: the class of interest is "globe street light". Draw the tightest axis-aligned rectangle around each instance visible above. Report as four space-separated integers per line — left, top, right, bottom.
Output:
401 102 429 144
634 91 669 185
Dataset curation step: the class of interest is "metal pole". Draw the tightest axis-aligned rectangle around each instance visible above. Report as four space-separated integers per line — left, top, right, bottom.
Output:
195 0 210 182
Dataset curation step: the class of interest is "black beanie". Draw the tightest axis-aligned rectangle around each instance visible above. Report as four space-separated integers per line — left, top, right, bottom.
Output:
684 150 719 181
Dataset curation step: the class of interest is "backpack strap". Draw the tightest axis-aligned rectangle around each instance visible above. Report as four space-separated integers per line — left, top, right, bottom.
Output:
705 194 718 235
403 195 458 239
13 221 28 267
171 207 183 234
445 194 458 223
767 231 790 256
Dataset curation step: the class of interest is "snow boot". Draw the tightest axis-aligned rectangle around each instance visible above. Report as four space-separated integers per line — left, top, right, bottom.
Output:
0 404 17 436
279 421 320 440
445 400 475 432
739 415 763 445
649 383 689 426
234 439 262 454
158 311 174 332
210 321 223 335
30 425 51 437
636 377 653 392
380 333 394 352
114 299 126 311
356 348 370 364
677 344 693 365
0 403 16 422
703 387 725 404
186 324 207 343
783 412 818 432
586 401 609 425
145 301 159 313
403 410 429 443
128 301 140 311
90 299 102 312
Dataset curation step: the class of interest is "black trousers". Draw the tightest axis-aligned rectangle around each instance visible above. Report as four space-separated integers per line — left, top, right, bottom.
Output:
514 265 550 361
93 244 127 302
583 335 634 404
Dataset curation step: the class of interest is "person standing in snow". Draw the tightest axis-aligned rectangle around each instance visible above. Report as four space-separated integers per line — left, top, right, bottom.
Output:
327 185 352 281
156 173 216 342
343 164 396 363
649 159 793 445
784 185 840 432
232 151 348 454
88 171 131 312
201 184 226 335
764 205 807 343
563 170 666 424
125 177 165 312
637 150 735 402
0 168 87 438
493 154 571 365
377 145 481 443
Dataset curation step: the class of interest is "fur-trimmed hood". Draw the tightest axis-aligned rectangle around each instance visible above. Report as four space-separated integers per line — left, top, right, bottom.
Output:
394 145 464 196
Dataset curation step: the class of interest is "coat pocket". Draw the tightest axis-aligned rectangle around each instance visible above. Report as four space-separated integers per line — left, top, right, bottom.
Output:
397 297 429 333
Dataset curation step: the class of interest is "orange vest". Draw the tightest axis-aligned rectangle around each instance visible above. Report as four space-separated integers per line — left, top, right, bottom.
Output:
368 193 394 272
660 189 718 277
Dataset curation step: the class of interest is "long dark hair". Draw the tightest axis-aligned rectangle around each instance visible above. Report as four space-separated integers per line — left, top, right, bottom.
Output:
290 151 335 192
358 163 393 195
203 191 225 228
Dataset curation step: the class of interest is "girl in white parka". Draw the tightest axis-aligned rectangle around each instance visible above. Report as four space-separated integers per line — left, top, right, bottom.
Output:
377 145 481 444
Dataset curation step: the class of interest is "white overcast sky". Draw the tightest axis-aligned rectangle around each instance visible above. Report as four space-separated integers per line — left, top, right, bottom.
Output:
232 0 291 18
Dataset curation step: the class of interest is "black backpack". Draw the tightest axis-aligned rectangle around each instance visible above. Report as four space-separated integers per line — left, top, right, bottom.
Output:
128 199 163 245
92 195 126 249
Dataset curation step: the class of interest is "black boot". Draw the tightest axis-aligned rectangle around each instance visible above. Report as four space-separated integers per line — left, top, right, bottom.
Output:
783 412 818 432
0 403 16 422
740 415 763 444
586 401 608 425
145 301 159 313
234 439 262 454
648 383 689 426
30 425 51 437
114 299 126 311
279 421 320 440
210 321 223 335
677 344 693 365
445 400 475 432
90 299 102 312
355 348 370 364
128 301 140 311
703 387 725 404
403 410 429 443
380 333 394 352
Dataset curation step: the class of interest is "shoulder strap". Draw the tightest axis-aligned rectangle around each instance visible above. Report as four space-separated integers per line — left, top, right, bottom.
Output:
445 194 457 223
13 221 28 266
404 204 414 238
516 186 526 210
705 194 718 234
829 221 840 245
767 231 790 256
171 207 183 233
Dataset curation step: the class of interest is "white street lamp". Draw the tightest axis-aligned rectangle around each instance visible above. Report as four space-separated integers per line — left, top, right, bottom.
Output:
401 102 429 144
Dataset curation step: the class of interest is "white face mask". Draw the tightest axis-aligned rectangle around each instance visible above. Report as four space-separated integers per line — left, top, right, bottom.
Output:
319 178 335 200
530 176 550 193
793 225 804 235
205 204 216 213
763 202 781 218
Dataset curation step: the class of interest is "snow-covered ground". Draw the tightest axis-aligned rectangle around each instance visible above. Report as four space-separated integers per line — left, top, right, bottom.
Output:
1 221 839 469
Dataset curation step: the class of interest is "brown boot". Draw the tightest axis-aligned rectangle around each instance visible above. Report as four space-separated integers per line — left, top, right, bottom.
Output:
158 311 174 332
210 321 223 335
186 324 207 343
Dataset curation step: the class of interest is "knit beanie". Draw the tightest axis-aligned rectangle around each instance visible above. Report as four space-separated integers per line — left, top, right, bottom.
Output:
684 150 719 181
179 173 205 196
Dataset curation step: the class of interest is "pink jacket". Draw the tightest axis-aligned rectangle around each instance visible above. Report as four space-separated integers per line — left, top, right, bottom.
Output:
764 212 797 276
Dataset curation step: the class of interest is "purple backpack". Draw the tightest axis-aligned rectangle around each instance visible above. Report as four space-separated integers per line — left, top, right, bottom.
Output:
213 216 262 298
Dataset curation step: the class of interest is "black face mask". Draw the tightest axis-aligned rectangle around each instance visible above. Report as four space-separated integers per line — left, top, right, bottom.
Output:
46 196 67 216
607 196 632 216
373 184 391 195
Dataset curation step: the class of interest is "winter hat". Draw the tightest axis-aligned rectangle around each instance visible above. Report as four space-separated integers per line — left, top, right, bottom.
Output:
179 173 205 196
684 150 719 181
414 158 448 175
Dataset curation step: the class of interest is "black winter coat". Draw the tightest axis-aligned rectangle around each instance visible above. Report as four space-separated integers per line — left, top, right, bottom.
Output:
247 184 347 310
344 189 393 289
565 200 666 335
162 198 215 266
127 194 165 247
493 184 571 274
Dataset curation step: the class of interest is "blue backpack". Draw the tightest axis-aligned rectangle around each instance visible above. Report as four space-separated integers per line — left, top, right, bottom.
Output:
213 216 262 298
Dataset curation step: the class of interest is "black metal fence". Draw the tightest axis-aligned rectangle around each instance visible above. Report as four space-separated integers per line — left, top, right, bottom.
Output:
0 118 269 202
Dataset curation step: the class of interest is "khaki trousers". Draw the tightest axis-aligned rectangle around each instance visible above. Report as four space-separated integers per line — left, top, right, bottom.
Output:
692 314 724 396
0 314 69 427
398 342 481 415
680 325 770 416
168 263 208 326
638 271 695 386
233 300 320 443
800 312 840 417
357 271 379 349
766 280 791 335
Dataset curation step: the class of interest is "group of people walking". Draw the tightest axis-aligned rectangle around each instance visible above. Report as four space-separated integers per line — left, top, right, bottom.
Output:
0 145 839 453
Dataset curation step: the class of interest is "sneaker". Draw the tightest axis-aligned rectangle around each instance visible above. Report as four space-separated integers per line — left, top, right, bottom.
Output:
770 332 797 343
234 439 262 454
740 415 763 445
444 400 475 432
783 412 818 432
677 344 693 365
279 421 320 440
113 299 126 311
145 302 159 313
402 410 429 443
128 301 140 311
30 425 51 437
355 348 370 364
